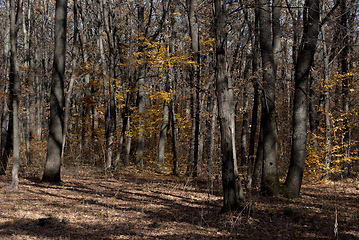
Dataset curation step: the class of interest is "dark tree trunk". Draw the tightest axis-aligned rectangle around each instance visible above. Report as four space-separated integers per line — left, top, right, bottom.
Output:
247 83 260 188
214 0 244 212
240 86 249 167
253 115 264 188
285 0 320 198
0 2 11 175
339 0 350 177
187 0 201 177
42 0 67 183
8 0 20 189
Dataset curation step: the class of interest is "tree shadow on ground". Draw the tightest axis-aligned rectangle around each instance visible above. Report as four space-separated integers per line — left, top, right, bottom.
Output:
1 173 359 239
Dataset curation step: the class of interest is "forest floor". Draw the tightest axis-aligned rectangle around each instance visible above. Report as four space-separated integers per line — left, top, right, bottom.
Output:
1 166 359 240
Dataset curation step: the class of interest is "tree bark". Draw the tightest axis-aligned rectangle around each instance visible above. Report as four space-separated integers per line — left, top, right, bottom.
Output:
208 97 217 177
339 0 350 177
136 0 145 167
42 0 67 183
62 0 78 159
8 0 21 189
0 0 12 176
285 0 320 198
187 0 201 177
214 0 244 212
256 0 280 195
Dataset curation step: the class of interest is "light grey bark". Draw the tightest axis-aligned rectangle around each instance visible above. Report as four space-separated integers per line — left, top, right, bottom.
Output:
207 98 217 177
136 0 145 167
321 20 331 179
125 118 132 167
214 0 244 212
158 99 169 167
103 0 117 171
42 0 67 183
256 0 280 195
247 10 260 189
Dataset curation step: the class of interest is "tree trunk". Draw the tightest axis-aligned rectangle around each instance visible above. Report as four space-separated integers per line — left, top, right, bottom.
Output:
321 20 332 179
214 0 244 212
339 0 350 177
285 0 320 198
136 0 145 167
208 97 217 177
0 0 11 175
256 0 280 195
114 95 130 168
23 0 34 166
8 0 20 189
62 0 78 158
170 96 179 176
42 0 67 183
240 86 249 167
187 0 201 178
247 11 260 189
169 0 179 176
253 116 264 188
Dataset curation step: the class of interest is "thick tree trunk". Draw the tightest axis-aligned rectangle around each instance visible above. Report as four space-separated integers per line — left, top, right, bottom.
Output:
42 0 67 183
285 0 320 198
256 0 280 195
214 0 244 212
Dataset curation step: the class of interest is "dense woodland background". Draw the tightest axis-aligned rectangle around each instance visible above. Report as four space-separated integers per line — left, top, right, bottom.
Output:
0 0 359 211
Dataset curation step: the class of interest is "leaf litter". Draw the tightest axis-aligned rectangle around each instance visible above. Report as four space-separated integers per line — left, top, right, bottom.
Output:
1 166 358 239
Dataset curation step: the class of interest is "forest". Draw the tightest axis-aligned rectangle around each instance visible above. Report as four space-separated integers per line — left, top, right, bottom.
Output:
0 0 358 239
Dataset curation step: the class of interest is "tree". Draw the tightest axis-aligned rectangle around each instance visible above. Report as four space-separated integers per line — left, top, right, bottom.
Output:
42 0 67 182
186 0 201 177
8 0 20 189
285 0 320 198
0 0 12 176
214 0 244 212
256 0 281 195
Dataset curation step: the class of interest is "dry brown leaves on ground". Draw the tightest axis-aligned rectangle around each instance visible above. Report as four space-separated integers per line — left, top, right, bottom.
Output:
1 167 359 239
